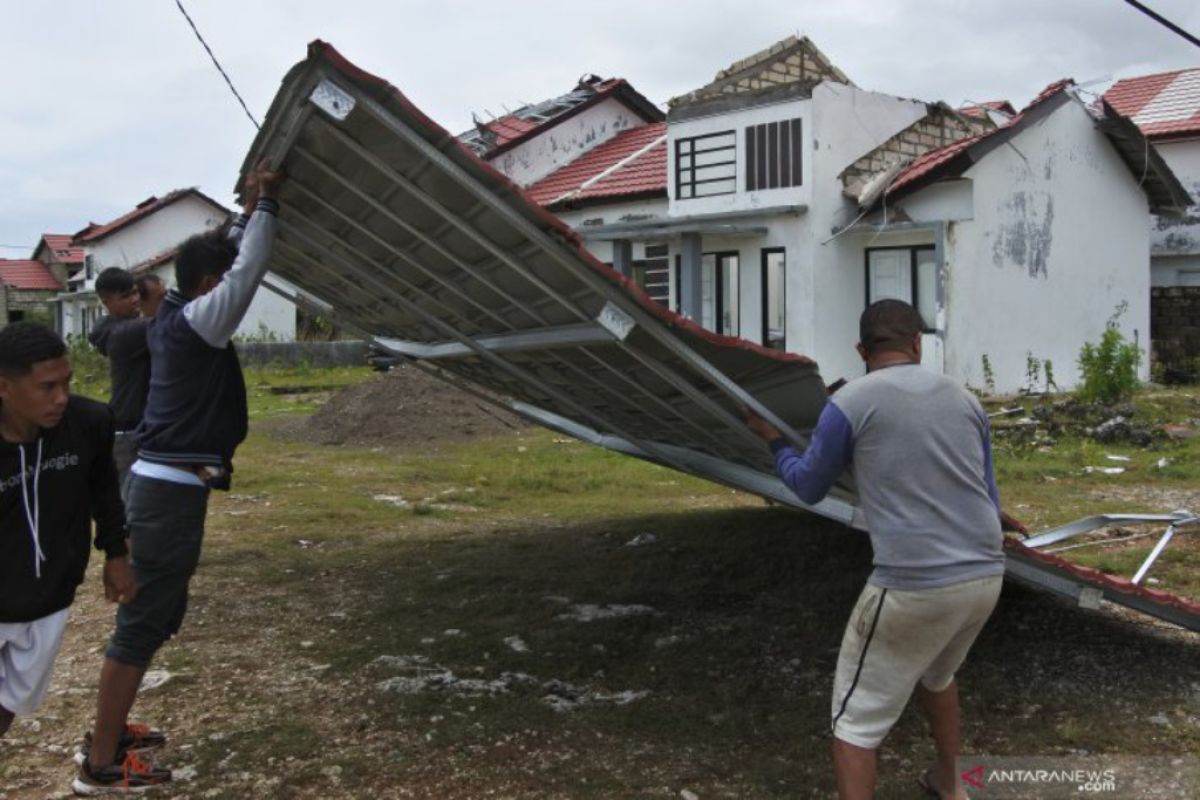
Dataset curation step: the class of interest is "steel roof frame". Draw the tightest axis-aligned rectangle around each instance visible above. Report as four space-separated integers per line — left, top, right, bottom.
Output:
241 42 1197 633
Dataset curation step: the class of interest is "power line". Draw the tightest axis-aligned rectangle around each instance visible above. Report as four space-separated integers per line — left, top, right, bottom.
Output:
173 0 261 129
1123 0 1200 48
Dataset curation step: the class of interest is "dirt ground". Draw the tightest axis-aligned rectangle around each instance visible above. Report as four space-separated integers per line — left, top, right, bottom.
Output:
1 376 1196 799
272 365 527 449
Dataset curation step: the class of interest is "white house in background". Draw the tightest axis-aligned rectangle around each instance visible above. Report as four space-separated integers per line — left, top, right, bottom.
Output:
496 36 1189 392
57 188 296 340
1104 69 1200 288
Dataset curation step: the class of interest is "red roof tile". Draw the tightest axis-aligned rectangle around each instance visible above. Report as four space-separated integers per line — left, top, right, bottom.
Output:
526 122 667 207
958 99 1016 119
887 80 1072 198
35 234 84 265
73 188 229 244
0 259 63 291
485 116 540 147
1104 68 1200 139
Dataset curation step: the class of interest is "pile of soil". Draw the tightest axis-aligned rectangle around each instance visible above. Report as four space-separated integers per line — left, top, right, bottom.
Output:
280 365 527 448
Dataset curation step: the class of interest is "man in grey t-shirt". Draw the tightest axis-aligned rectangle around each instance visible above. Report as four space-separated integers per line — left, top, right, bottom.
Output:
747 300 1025 800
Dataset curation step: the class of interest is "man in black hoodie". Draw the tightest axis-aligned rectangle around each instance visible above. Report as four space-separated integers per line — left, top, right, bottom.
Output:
0 322 133 738
89 267 153 501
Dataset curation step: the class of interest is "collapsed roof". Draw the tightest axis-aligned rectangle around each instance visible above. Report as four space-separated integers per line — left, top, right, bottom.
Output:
848 80 1191 217
458 75 663 160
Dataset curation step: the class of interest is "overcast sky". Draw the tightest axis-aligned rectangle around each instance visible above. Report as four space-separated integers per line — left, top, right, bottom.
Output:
3 0 1199 253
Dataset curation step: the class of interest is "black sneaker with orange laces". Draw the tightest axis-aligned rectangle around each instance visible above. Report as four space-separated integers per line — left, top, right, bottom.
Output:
74 723 167 767
71 750 172 795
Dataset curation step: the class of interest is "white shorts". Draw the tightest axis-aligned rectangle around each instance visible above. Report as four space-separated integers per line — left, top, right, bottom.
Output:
0 608 69 715
831 575 1002 749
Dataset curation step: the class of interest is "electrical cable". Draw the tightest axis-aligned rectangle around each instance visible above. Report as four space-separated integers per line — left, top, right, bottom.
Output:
173 0 260 130
1123 0 1200 48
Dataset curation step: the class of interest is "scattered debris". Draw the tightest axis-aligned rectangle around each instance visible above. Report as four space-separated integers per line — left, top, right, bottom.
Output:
1105 454 1131 462
372 494 409 508
504 636 530 653
625 533 658 547
139 670 172 691
1163 424 1198 440
555 603 659 622
373 655 648 712
1083 466 1125 475
541 679 649 713
681 790 700 800
994 401 1164 447
373 655 431 669
1157 458 1172 470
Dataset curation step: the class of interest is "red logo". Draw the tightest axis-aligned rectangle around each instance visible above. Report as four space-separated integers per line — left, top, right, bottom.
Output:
961 765 986 789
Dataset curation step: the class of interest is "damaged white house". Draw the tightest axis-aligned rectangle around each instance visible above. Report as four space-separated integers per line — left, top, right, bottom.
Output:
469 37 1190 392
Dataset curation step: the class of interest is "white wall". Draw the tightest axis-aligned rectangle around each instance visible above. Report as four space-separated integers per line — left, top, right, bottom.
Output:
1152 254 1200 286
492 99 647 187
87 197 226 274
808 83 930 382
150 262 296 341
1150 140 1200 260
910 99 1151 392
554 198 668 231
666 97 813 217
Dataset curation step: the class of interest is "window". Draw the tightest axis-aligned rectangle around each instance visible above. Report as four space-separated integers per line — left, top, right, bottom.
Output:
761 248 786 350
676 131 736 199
746 118 802 191
674 251 740 335
631 243 670 306
865 246 937 331
84 254 95 281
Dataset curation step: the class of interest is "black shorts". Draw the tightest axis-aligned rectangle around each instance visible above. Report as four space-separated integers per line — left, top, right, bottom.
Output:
106 474 209 668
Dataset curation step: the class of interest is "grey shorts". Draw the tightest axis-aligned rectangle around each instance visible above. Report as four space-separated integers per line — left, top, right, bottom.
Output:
105 474 209 668
831 575 1003 749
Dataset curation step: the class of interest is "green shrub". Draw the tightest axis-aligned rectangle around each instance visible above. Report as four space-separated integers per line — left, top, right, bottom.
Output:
1077 317 1141 405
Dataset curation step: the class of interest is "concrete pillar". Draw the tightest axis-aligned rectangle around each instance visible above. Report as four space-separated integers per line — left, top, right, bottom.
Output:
612 239 632 278
679 232 703 321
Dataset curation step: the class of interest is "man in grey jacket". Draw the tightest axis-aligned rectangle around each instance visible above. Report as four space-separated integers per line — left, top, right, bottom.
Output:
747 300 1025 800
